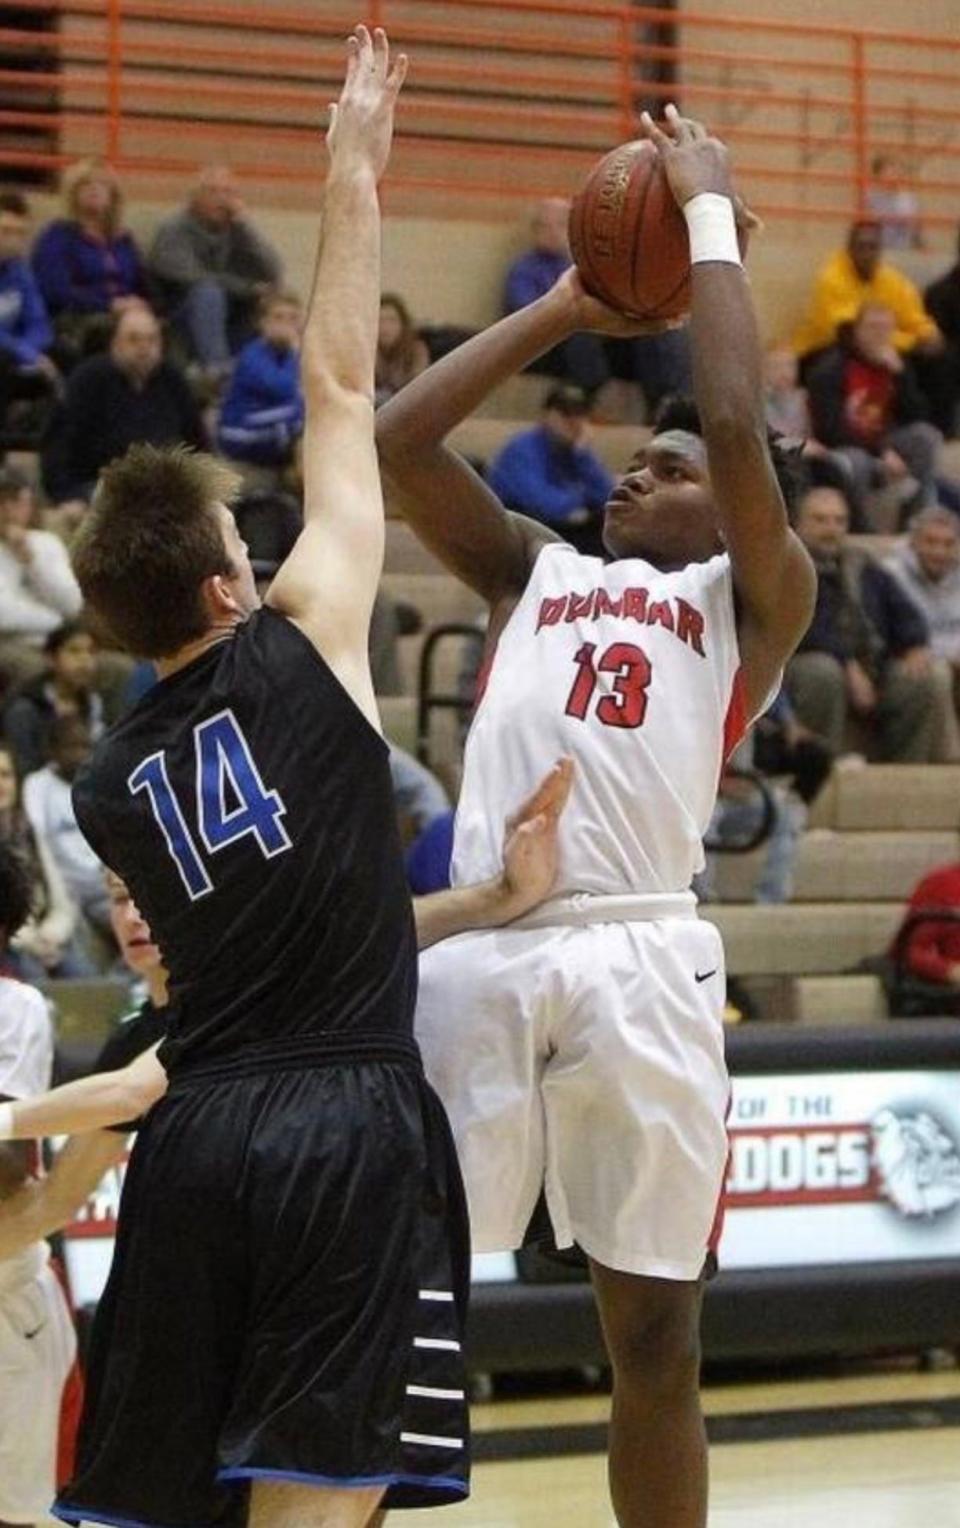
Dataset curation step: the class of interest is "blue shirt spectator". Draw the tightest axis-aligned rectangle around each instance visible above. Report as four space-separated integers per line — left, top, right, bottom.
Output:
218 293 304 467
32 219 147 318
488 386 613 530
0 190 52 369
406 811 454 895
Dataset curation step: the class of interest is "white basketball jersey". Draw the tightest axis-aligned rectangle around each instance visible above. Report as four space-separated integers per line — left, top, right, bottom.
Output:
452 543 745 898
0 976 53 1292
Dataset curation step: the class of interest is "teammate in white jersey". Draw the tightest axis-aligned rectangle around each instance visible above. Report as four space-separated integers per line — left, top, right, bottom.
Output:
378 112 817 1528
0 842 78 1528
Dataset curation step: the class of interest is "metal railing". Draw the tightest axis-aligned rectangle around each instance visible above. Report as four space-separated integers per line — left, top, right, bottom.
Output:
2 1 959 233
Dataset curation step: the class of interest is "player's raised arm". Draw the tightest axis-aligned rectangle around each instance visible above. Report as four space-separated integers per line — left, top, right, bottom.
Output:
641 107 816 717
376 271 657 608
0 1044 166 1140
266 27 406 723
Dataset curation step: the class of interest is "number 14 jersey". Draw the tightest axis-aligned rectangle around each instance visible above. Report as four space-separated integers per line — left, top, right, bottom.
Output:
453 543 746 899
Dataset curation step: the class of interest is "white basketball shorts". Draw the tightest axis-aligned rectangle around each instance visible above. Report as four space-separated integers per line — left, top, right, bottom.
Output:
416 897 729 1281
0 1258 77 1523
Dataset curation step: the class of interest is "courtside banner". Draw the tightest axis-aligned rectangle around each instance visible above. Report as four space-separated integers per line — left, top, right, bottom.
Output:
723 1070 960 1269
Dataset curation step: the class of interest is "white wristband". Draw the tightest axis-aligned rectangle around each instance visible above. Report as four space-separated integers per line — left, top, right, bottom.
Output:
683 192 742 266
0 1102 14 1140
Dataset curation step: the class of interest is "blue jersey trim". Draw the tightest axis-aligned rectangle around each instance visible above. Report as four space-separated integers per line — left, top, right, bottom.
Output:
53 1505 184 1528
217 1465 469 1496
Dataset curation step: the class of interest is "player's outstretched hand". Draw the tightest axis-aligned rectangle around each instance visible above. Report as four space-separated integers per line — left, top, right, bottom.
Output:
551 267 687 339
497 758 574 920
326 24 408 183
640 103 734 210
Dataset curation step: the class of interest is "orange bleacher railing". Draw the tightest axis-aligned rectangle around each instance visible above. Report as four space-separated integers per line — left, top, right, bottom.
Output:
1 0 958 234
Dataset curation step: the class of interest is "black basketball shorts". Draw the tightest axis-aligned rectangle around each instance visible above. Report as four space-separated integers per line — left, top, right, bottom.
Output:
53 1035 471 1528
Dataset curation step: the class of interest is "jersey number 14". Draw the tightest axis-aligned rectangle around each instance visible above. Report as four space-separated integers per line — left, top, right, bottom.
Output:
128 708 291 900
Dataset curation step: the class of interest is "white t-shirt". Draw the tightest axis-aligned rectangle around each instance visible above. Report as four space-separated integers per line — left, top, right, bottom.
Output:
22 765 104 910
453 544 745 898
0 530 83 642
0 976 53 1291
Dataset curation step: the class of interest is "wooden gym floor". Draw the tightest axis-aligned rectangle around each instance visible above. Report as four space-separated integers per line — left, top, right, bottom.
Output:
405 1367 960 1527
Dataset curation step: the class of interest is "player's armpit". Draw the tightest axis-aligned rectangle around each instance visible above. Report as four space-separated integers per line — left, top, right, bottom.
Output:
0 1043 167 1140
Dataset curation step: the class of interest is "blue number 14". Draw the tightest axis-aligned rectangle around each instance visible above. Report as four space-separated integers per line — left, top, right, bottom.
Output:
129 708 291 900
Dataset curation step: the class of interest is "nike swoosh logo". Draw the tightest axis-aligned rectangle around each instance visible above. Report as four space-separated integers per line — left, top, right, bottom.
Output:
695 969 717 984
24 1325 45 1340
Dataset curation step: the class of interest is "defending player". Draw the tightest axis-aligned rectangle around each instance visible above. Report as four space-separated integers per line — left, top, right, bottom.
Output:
15 28 466 1528
376 110 817 1528
0 841 78 1528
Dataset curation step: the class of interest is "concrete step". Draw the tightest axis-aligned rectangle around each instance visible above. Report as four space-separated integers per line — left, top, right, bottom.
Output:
712 828 959 903
705 901 901 976
792 974 888 1026
810 764 960 832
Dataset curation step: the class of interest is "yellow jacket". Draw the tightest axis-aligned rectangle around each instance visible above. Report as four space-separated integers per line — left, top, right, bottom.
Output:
792 249 939 357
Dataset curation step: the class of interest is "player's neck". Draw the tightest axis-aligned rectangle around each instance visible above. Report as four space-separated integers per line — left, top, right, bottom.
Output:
147 967 169 1008
155 620 240 681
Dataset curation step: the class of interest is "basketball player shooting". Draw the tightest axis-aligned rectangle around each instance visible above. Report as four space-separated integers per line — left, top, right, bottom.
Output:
377 109 817 1527
11 28 484 1528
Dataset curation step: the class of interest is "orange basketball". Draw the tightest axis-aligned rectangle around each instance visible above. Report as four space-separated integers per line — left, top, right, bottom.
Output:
568 139 692 321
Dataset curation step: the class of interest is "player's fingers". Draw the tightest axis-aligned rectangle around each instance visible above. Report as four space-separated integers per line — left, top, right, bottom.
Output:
352 23 372 71
325 102 338 138
372 26 389 79
639 110 673 153
387 52 409 96
344 31 360 81
503 760 567 835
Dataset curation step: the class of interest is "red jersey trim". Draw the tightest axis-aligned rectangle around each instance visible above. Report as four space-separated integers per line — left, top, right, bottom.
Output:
722 666 748 766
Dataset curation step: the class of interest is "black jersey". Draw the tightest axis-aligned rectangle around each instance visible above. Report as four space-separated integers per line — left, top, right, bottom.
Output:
94 998 169 1133
73 609 417 1073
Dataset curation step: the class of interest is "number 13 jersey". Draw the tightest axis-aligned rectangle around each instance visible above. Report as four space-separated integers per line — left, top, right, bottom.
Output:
453 543 746 898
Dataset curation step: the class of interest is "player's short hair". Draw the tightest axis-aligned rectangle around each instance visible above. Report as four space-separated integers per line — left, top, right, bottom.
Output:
73 444 241 659
44 618 94 658
0 190 28 219
651 395 807 514
0 841 35 951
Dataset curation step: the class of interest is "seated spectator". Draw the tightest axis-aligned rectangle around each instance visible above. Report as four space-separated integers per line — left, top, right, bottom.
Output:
893 860 960 1001
885 505 960 756
487 384 613 556
22 714 111 942
697 738 805 907
806 302 942 524
3 621 105 779
0 743 89 979
390 745 450 843
786 484 943 761
149 165 282 376
375 293 429 405
866 154 923 251
504 197 609 396
406 810 454 896
793 219 955 436
31 159 148 354
0 467 83 689
218 289 304 472
752 687 834 808
41 305 206 523
764 346 812 438
0 190 57 437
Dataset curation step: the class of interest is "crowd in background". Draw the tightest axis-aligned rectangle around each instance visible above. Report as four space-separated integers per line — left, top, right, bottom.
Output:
2 154 960 983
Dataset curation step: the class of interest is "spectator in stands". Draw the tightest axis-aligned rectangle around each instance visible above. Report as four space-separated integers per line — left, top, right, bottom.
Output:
793 220 955 436
885 506 960 667
3 621 105 779
375 293 429 406
764 346 812 438
697 736 804 906
218 289 304 473
0 189 57 434
487 384 613 556
0 466 82 689
31 159 149 353
22 714 110 941
894 860 960 995
806 302 942 523
794 220 940 362
149 165 282 376
786 483 941 761
504 197 609 396
41 304 205 523
390 745 450 842
0 742 89 979
866 154 924 251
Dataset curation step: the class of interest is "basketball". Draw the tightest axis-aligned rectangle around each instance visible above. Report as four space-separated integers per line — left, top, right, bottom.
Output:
569 138 693 320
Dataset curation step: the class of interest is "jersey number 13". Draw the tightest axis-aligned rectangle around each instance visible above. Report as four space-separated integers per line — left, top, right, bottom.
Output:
564 641 653 729
128 708 291 900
